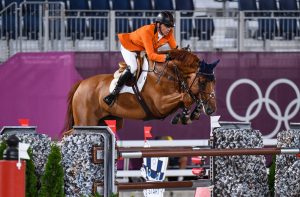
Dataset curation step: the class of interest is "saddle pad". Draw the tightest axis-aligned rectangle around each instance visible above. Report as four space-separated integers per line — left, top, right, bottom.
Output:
109 58 149 94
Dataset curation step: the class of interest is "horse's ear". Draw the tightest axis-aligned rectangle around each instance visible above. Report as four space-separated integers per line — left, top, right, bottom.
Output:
210 59 220 69
182 45 190 51
199 60 207 69
199 59 219 74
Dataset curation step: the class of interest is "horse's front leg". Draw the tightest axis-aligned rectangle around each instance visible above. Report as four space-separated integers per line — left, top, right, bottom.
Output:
190 101 203 120
171 107 192 125
181 107 192 125
63 129 74 137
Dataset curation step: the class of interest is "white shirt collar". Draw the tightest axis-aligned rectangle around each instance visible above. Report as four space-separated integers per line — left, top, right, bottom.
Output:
158 32 163 41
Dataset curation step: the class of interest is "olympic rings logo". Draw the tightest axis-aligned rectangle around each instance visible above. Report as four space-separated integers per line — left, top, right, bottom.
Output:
226 78 300 138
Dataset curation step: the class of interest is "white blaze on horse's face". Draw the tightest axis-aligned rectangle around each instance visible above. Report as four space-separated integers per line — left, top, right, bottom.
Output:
196 59 219 115
198 76 217 115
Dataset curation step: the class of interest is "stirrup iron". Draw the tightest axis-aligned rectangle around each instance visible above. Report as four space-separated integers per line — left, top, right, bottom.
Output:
103 67 132 106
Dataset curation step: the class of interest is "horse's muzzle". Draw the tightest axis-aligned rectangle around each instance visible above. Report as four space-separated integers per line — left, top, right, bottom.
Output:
205 106 215 116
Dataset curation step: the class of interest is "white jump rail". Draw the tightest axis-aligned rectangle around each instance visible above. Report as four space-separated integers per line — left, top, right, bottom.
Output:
116 139 277 179
117 139 277 148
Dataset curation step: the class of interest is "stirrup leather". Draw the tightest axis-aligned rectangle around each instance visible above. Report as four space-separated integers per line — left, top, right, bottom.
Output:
103 68 132 106
103 94 116 106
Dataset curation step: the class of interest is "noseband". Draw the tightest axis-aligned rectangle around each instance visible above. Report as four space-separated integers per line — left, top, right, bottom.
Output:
187 67 216 105
152 59 216 106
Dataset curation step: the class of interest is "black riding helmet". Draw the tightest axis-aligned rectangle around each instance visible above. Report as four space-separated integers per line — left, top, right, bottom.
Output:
155 11 175 27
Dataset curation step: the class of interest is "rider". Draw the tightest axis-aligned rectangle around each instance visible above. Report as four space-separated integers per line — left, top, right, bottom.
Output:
103 11 178 106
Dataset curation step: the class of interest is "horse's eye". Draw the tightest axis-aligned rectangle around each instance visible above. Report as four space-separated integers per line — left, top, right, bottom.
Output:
199 82 206 90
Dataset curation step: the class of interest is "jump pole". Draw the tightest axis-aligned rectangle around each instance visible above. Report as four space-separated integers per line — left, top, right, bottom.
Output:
119 148 300 158
118 146 199 152
117 180 211 190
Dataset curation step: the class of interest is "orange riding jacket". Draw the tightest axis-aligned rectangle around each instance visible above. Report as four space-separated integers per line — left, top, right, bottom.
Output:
118 23 177 62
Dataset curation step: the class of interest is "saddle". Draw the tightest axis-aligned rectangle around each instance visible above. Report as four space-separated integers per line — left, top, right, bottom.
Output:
113 52 153 85
112 52 155 119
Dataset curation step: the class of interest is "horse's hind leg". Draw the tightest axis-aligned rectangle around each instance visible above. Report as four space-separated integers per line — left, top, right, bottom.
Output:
63 114 98 136
74 112 99 126
63 129 74 136
71 104 100 131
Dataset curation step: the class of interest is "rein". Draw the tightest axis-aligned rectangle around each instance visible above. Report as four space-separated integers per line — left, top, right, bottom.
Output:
183 66 216 107
142 55 216 110
153 61 199 103
152 61 180 80
174 65 199 102
154 61 169 83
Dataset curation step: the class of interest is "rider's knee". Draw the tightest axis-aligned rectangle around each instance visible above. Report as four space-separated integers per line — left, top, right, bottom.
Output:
127 65 137 74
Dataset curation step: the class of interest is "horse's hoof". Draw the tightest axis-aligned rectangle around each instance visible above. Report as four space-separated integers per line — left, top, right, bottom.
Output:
181 118 192 125
186 119 192 124
182 122 187 125
171 114 181 124
191 112 201 120
181 118 187 125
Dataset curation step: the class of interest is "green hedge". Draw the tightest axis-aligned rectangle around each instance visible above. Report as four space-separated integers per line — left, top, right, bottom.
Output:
26 148 38 197
39 144 65 197
0 140 118 196
0 141 7 159
268 155 276 197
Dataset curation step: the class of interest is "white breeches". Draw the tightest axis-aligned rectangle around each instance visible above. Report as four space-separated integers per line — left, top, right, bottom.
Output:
120 44 138 74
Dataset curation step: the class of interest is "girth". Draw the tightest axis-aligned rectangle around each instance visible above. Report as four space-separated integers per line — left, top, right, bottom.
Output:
131 82 159 120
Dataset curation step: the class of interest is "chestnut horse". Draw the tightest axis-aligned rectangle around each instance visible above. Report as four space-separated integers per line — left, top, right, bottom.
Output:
63 49 218 134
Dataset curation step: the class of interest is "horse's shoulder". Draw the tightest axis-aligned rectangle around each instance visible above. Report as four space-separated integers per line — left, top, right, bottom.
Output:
82 74 113 85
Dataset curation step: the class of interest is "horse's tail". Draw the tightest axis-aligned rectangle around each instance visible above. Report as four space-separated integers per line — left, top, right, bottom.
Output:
62 81 82 134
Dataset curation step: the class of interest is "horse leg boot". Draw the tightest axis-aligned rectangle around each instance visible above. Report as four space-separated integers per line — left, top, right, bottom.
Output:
103 67 133 106
171 108 192 125
190 101 203 120
180 107 192 125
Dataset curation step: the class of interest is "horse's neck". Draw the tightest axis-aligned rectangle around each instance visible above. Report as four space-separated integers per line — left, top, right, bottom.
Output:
140 61 189 117
154 61 188 79
148 62 182 91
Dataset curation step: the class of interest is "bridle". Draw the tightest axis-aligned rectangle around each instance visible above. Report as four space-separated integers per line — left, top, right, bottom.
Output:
180 65 216 106
153 60 216 107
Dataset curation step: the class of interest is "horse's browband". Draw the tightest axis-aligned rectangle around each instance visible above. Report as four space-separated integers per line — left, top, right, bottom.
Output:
198 72 214 76
198 72 215 81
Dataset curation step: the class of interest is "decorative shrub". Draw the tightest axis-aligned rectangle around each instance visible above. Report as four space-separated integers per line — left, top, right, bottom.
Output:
39 144 64 197
26 148 38 197
0 141 7 159
268 155 276 197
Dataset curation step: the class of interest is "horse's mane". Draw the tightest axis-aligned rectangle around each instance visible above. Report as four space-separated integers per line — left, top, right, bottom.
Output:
168 49 199 68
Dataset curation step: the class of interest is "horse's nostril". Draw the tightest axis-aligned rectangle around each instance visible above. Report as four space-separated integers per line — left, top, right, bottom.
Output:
206 107 214 115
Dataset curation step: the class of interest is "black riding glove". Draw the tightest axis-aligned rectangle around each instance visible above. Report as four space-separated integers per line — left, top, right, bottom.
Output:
165 53 172 61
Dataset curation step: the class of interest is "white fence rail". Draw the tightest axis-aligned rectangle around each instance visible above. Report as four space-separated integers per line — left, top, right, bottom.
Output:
116 138 277 180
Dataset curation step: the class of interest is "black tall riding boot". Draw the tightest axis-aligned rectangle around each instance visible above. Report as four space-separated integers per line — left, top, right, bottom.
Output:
103 68 132 106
